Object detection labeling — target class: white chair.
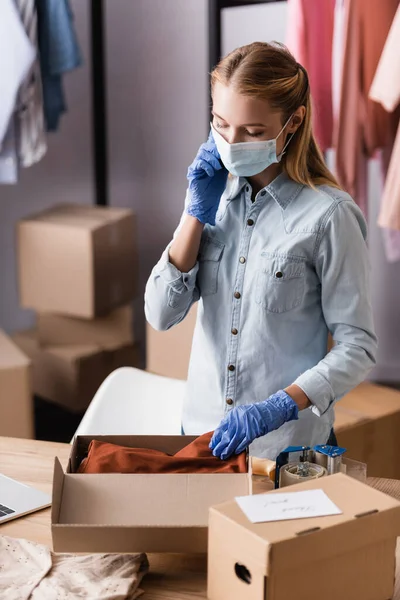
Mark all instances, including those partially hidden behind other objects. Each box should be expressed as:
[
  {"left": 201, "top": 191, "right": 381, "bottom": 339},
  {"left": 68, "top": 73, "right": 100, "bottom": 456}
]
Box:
[{"left": 73, "top": 367, "right": 186, "bottom": 438}]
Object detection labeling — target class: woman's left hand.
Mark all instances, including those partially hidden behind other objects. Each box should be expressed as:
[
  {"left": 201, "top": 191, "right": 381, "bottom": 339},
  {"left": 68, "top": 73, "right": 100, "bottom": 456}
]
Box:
[{"left": 210, "top": 390, "right": 299, "bottom": 460}]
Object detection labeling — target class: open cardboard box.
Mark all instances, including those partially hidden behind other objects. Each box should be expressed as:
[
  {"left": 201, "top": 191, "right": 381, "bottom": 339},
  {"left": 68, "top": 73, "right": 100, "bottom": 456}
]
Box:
[
  {"left": 52, "top": 435, "right": 252, "bottom": 553},
  {"left": 208, "top": 473, "right": 400, "bottom": 600}
]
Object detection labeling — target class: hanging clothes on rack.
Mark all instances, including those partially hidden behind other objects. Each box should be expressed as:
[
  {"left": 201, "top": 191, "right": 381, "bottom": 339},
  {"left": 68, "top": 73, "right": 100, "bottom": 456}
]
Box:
[
  {"left": 370, "top": 5, "right": 400, "bottom": 261},
  {"left": 36, "top": 0, "right": 82, "bottom": 132},
  {"left": 285, "top": 0, "right": 335, "bottom": 152},
  {"left": 0, "top": 119, "right": 19, "bottom": 184},
  {"left": 0, "top": 0, "right": 35, "bottom": 150},
  {"left": 14, "top": 0, "right": 47, "bottom": 168},
  {"left": 333, "top": 0, "right": 400, "bottom": 216},
  {"left": 332, "top": 0, "right": 346, "bottom": 124}
]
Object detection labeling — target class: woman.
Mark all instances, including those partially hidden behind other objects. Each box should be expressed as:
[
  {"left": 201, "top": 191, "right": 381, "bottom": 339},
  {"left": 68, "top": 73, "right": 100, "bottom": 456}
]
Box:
[{"left": 145, "top": 42, "right": 377, "bottom": 460}]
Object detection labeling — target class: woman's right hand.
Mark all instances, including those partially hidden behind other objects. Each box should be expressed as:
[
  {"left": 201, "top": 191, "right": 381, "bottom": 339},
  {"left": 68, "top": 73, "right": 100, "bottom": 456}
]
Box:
[{"left": 186, "top": 131, "right": 228, "bottom": 226}]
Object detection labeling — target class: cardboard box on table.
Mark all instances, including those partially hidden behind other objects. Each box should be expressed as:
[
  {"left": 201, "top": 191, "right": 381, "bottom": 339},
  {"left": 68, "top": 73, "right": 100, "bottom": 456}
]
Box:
[
  {"left": 335, "top": 382, "right": 400, "bottom": 478},
  {"left": 17, "top": 204, "right": 137, "bottom": 319},
  {"left": 12, "top": 329, "right": 140, "bottom": 413},
  {"left": 0, "top": 330, "right": 33, "bottom": 438},
  {"left": 51, "top": 434, "right": 252, "bottom": 553},
  {"left": 208, "top": 473, "right": 400, "bottom": 600},
  {"left": 146, "top": 304, "right": 197, "bottom": 380},
  {"left": 37, "top": 305, "right": 134, "bottom": 347}
]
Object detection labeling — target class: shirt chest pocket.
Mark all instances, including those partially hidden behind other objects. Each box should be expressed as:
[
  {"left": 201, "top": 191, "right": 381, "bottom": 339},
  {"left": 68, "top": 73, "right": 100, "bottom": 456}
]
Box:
[
  {"left": 256, "top": 252, "right": 306, "bottom": 313},
  {"left": 197, "top": 236, "right": 225, "bottom": 297}
]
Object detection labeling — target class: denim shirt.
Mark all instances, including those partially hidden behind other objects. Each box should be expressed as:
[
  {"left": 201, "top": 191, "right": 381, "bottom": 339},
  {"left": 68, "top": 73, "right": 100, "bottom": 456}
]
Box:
[{"left": 145, "top": 173, "right": 377, "bottom": 459}]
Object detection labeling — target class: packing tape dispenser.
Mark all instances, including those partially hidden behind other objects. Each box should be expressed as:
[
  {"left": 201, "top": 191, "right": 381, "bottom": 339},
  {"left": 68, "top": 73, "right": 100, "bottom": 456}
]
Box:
[{"left": 251, "top": 445, "right": 367, "bottom": 489}]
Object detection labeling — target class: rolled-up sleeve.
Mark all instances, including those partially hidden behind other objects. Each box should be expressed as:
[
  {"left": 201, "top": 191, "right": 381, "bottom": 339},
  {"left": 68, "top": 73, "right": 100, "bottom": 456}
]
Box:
[
  {"left": 294, "top": 199, "right": 378, "bottom": 416},
  {"left": 145, "top": 191, "right": 199, "bottom": 331}
]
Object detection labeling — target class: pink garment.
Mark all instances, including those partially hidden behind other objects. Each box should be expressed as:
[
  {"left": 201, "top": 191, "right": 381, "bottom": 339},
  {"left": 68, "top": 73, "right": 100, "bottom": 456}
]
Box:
[
  {"left": 332, "top": 0, "right": 346, "bottom": 122},
  {"left": 370, "top": 6, "right": 400, "bottom": 114},
  {"left": 370, "top": 6, "right": 400, "bottom": 236},
  {"left": 285, "top": 0, "right": 335, "bottom": 152},
  {"left": 334, "top": 0, "right": 399, "bottom": 216}
]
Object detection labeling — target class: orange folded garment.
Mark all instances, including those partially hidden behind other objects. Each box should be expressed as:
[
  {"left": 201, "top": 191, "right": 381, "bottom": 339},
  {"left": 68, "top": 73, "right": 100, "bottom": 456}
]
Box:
[{"left": 78, "top": 432, "right": 247, "bottom": 474}]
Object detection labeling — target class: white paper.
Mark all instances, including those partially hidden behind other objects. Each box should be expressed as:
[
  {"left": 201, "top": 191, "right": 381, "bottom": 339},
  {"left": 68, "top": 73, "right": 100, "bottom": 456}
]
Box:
[{"left": 236, "top": 489, "right": 342, "bottom": 524}]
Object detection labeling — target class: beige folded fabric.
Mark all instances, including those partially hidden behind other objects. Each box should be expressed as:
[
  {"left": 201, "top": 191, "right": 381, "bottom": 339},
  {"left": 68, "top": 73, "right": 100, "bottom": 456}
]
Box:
[
  {"left": 0, "top": 535, "right": 149, "bottom": 600},
  {"left": 0, "top": 535, "right": 52, "bottom": 600}
]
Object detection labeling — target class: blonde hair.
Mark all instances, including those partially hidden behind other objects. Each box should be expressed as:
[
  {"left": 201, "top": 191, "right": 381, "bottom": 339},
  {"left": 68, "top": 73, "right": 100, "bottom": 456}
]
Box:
[{"left": 211, "top": 42, "right": 340, "bottom": 189}]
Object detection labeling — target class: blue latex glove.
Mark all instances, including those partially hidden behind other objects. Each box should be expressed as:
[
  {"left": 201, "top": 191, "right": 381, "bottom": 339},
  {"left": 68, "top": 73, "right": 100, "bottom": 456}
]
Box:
[
  {"left": 186, "top": 131, "right": 228, "bottom": 226},
  {"left": 210, "top": 391, "right": 299, "bottom": 460}
]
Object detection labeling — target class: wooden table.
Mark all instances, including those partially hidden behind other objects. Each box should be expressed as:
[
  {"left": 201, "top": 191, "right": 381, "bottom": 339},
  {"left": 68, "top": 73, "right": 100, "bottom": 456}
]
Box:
[
  {"left": 1, "top": 437, "right": 400, "bottom": 600},
  {"left": 0, "top": 437, "right": 207, "bottom": 600}
]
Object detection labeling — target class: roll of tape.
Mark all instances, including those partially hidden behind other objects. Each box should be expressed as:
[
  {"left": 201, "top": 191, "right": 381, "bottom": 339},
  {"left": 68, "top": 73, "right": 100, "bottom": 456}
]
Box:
[{"left": 279, "top": 462, "right": 327, "bottom": 488}]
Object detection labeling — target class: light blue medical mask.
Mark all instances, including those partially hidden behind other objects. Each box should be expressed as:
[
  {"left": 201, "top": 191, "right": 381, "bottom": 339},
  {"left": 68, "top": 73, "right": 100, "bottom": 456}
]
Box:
[{"left": 211, "top": 115, "right": 294, "bottom": 177}]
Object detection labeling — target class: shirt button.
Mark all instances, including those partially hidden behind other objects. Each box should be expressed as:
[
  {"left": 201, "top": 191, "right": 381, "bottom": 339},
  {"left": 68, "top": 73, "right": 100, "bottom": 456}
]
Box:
[
  {"left": 226, "top": 398, "right": 234, "bottom": 406},
  {"left": 260, "top": 190, "right": 267, "bottom": 196},
  {"left": 247, "top": 219, "right": 254, "bottom": 226},
  {"left": 239, "top": 257, "right": 246, "bottom": 264},
  {"left": 234, "top": 291, "right": 241, "bottom": 299},
  {"left": 231, "top": 328, "right": 238, "bottom": 335},
  {"left": 245, "top": 186, "right": 250, "bottom": 192},
  {"left": 228, "top": 364, "right": 235, "bottom": 372}
]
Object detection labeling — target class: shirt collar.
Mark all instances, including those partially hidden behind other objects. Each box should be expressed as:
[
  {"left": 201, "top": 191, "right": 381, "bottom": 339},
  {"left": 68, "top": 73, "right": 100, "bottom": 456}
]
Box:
[{"left": 226, "top": 172, "right": 304, "bottom": 210}]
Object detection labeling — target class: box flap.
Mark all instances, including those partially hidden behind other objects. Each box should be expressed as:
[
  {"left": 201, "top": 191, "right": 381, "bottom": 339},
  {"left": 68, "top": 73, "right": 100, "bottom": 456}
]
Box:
[
  {"left": 68, "top": 437, "right": 79, "bottom": 473},
  {"left": 51, "top": 457, "right": 65, "bottom": 524},
  {"left": 21, "top": 204, "right": 133, "bottom": 230},
  {"left": 0, "top": 330, "right": 30, "bottom": 369},
  {"left": 58, "top": 472, "right": 249, "bottom": 527},
  {"left": 212, "top": 474, "right": 400, "bottom": 573}
]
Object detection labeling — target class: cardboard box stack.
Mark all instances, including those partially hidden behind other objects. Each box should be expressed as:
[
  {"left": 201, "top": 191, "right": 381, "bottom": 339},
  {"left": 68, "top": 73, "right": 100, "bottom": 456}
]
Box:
[{"left": 13, "top": 204, "right": 140, "bottom": 413}]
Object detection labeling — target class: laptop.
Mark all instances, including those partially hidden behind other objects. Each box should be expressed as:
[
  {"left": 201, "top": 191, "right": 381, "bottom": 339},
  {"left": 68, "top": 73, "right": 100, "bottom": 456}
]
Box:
[{"left": 0, "top": 473, "right": 51, "bottom": 524}]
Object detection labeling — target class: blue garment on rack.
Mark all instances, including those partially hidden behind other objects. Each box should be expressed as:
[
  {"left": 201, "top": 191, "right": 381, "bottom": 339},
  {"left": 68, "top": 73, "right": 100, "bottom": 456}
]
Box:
[{"left": 36, "top": 0, "right": 82, "bottom": 131}]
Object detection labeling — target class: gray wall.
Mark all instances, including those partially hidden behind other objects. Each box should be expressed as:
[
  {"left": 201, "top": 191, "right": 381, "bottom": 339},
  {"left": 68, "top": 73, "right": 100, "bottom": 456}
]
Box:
[
  {"left": 0, "top": 0, "right": 93, "bottom": 333},
  {"left": 105, "top": 0, "right": 208, "bottom": 344},
  {"left": 222, "top": 1, "right": 287, "bottom": 48}
]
